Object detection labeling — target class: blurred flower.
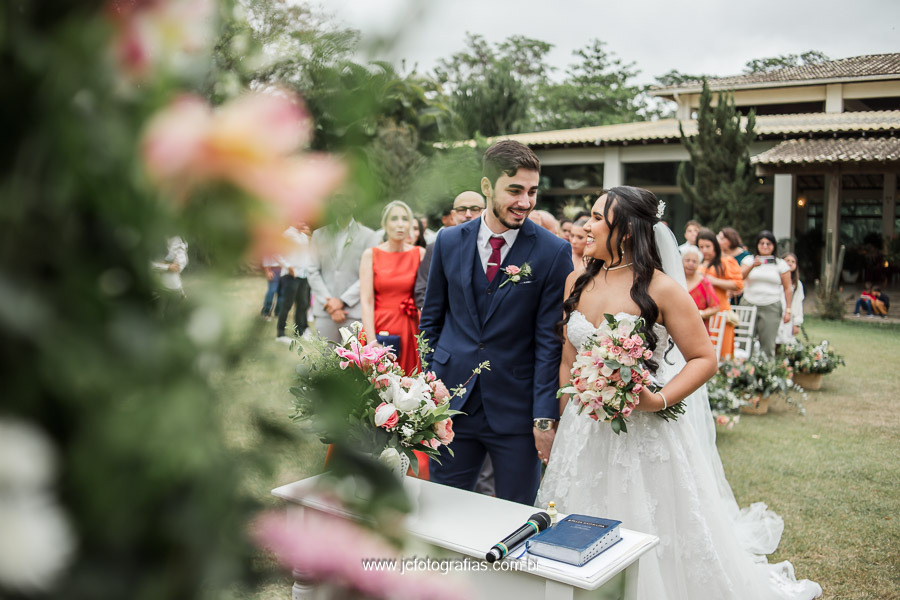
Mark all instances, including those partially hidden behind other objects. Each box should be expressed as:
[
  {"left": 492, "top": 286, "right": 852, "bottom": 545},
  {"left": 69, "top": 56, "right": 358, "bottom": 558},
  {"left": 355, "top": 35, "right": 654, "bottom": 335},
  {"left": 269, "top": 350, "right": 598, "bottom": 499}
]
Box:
[
  {"left": 0, "top": 419, "right": 75, "bottom": 592},
  {"left": 251, "top": 512, "right": 468, "bottom": 600},
  {"left": 109, "top": 0, "right": 216, "bottom": 78},
  {"left": 142, "top": 90, "right": 345, "bottom": 257}
]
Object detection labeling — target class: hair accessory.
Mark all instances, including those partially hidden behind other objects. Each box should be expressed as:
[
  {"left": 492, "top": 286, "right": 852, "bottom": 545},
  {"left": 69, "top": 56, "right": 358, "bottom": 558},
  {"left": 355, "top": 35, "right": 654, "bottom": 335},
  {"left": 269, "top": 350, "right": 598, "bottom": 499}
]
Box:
[{"left": 656, "top": 200, "right": 666, "bottom": 219}]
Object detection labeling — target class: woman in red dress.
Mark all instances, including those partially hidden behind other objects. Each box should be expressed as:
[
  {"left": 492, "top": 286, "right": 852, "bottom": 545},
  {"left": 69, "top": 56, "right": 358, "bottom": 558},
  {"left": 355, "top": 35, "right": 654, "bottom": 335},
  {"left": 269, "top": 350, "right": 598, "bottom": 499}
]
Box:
[
  {"left": 683, "top": 245, "right": 721, "bottom": 332},
  {"left": 359, "top": 200, "right": 428, "bottom": 477}
]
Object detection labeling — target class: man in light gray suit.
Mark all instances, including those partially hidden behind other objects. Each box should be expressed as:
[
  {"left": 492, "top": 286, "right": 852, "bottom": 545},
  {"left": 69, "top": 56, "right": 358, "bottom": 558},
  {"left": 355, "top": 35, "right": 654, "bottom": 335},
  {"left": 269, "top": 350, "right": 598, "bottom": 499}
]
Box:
[{"left": 307, "top": 214, "right": 379, "bottom": 343}]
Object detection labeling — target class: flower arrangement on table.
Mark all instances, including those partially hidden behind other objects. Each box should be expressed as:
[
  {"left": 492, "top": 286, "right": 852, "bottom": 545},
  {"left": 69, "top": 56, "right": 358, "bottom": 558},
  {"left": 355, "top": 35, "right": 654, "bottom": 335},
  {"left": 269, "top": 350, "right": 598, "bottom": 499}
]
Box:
[
  {"left": 558, "top": 313, "right": 684, "bottom": 434},
  {"left": 290, "top": 322, "right": 487, "bottom": 475},
  {"left": 781, "top": 338, "right": 845, "bottom": 375}
]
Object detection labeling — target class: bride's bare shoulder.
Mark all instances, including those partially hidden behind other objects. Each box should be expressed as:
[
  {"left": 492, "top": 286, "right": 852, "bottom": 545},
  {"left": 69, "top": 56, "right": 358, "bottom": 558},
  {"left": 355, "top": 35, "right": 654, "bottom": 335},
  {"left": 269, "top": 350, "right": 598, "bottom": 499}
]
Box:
[{"left": 648, "top": 269, "right": 687, "bottom": 300}]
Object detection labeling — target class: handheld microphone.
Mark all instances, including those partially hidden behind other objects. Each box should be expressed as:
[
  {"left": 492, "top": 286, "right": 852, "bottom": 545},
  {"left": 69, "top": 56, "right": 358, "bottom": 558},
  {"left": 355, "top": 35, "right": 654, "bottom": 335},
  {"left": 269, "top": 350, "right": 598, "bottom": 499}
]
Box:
[{"left": 485, "top": 512, "right": 551, "bottom": 562}]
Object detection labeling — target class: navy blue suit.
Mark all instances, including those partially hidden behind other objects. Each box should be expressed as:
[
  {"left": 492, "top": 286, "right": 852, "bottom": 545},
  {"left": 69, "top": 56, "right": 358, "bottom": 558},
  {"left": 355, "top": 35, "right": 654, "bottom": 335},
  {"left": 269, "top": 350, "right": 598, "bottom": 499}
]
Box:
[{"left": 419, "top": 218, "right": 573, "bottom": 504}]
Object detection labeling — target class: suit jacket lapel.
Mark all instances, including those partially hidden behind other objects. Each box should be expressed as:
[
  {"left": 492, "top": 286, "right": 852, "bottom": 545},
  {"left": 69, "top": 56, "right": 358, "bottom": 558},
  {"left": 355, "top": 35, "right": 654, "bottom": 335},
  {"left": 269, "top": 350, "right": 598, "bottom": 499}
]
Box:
[
  {"left": 458, "top": 223, "right": 482, "bottom": 332},
  {"left": 483, "top": 222, "right": 537, "bottom": 325}
]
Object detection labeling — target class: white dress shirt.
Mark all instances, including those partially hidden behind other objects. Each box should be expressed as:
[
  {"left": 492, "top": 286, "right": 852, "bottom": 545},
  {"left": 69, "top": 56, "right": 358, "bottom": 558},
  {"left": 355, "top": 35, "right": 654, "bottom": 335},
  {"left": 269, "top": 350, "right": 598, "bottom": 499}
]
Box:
[
  {"left": 476, "top": 215, "right": 520, "bottom": 273},
  {"left": 280, "top": 227, "right": 310, "bottom": 278}
]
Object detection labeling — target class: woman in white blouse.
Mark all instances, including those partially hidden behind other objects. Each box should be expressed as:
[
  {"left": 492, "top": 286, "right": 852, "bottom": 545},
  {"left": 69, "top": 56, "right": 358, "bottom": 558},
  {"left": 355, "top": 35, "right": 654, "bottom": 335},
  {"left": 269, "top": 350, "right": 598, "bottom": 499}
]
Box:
[
  {"left": 740, "top": 231, "right": 793, "bottom": 359},
  {"left": 776, "top": 253, "right": 804, "bottom": 347}
]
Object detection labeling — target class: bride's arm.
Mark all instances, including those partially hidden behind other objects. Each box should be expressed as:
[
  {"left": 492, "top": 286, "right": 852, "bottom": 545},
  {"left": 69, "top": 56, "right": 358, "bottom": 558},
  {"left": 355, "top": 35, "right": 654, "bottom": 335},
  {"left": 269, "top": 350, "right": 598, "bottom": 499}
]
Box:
[
  {"left": 558, "top": 332, "right": 577, "bottom": 416},
  {"left": 636, "top": 274, "right": 718, "bottom": 412}
]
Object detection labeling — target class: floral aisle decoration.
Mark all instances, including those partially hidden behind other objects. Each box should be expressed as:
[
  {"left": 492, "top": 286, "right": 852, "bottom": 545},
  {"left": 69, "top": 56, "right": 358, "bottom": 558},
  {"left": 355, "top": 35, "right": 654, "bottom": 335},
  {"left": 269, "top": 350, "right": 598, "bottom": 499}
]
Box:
[
  {"left": 558, "top": 314, "right": 684, "bottom": 434},
  {"left": 705, "top": 372, "right": 746, "bottom": 429},
  {"left": 780, "top": 337, "right": 844, "bottom": 390},
  {"left": 716, "top": 356, "right": 808, "bottom": 416},
  {"left": 290, "top": 323, "right": 488, "bottom": 475}
]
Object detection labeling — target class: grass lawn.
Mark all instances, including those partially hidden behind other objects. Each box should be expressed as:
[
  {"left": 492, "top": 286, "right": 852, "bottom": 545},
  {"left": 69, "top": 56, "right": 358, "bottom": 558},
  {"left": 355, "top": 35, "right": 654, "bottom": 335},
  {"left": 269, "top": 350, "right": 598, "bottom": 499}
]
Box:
[{"left": 209, "top": 276, "right": 900, "bottom": 599}]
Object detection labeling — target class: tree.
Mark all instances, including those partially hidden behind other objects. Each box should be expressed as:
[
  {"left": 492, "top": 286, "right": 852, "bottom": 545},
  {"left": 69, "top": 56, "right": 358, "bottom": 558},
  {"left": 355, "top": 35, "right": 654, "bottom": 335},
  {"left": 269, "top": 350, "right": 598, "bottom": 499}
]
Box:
[
  {"left": 534, "top": 39, "right": 647, "bottom": 130},
  {"left": 677, "top": 81, "right": 764, "bottom": 239},
  {"left": 744, "top": 50, "right": 829, "bottom": 74},
  {"left": 654, "top": 69, "right": 712, "bottom": 87},
  {"left": 434, "top": 33, "right": 553, "bottom": 137}
]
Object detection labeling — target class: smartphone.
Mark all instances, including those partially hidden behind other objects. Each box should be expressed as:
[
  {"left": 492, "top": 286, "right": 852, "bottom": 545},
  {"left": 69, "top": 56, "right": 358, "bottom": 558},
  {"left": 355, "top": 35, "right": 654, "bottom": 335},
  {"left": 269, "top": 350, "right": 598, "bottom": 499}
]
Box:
[{"left": 757, "top": 255, "right": 776, "bottom": 265}]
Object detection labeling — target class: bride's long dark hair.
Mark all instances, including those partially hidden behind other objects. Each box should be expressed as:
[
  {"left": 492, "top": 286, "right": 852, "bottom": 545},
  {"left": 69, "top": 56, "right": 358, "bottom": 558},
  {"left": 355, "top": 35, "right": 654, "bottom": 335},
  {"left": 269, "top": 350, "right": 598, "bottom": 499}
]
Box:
[{"left": 557, "top": 186, "right": 665, "bottom": 370}]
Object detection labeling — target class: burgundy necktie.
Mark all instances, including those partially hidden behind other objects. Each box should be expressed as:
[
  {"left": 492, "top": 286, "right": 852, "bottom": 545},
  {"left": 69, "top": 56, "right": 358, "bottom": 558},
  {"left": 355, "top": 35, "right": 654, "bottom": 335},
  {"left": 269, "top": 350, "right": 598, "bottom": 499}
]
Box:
[{"left": 486, "top": 236, "right": 506, "bottom": 282}]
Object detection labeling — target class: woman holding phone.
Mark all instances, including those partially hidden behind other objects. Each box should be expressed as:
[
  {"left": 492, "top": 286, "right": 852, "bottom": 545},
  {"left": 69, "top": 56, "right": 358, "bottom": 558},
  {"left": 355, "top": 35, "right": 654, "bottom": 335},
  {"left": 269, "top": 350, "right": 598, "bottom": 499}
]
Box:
[{"left": 740, "top": 231, "right": 793, "bottom": 359}]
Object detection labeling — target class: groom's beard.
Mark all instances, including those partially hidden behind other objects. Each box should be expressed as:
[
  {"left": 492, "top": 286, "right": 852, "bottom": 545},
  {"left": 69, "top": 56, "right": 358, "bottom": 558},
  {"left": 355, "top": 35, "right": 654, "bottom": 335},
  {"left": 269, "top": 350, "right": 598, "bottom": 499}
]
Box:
[{"left": 492, "top": 204, "right": 530, "bottom": 230}]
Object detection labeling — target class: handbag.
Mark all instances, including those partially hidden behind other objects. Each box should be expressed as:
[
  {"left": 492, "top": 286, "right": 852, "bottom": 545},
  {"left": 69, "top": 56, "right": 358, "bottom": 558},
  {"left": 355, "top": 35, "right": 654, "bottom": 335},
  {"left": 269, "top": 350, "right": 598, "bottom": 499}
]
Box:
[{"left": 376, "top": 332, "right": 402, "bottom": 355}]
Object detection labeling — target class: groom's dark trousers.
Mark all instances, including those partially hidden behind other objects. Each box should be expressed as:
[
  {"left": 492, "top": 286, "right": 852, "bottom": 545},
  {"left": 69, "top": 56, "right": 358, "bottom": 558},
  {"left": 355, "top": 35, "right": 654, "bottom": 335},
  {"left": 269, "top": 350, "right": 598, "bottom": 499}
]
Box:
[{"left": 420, "top": 218, "right": 572, "bottom": 505}]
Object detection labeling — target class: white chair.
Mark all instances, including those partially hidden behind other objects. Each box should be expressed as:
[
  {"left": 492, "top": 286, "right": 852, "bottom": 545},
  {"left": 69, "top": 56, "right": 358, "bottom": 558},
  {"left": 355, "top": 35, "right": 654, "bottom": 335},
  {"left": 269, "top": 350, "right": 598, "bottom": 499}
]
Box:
[
  {"left": 708, "top": 312, "right": 726, "bottom": 361},
  {"left": 732, "top": 305, "right": 758, "bottom": 359}
]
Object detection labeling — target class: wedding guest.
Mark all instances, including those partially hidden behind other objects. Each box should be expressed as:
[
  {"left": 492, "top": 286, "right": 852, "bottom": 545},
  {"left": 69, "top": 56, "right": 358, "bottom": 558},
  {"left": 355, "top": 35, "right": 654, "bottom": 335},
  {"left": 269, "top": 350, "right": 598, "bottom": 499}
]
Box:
[
  {"left": 776, "top": 252, "right": 804, "bottom": 347},
  {"left": 409, "top": 216, "right": 427, "bottom": 248},
  {"left": 697, "top": 229, "right": 743, "bottom": 357},
  {"left": 439, "top": 206, "right": 456, "bottom": 230},
  {"left": 360, "top": 200, "right": 428, "bottom": 478},
  {"left": 854, "top": 282, "right": 876, "bottom": 317},
  {"left": 740, "top": 231, "right": 793, "bottom": 358},
  {"left": 570, "top": 216, "right": 589, "bottom": 277},
  {"left": 452, "top": 190, "right": 485, "bottom": 225},
  {"left": 559, "top": 218, "right": 573, "bottom": 242},
  {"left": 421, "top": 215, "right": 437, "bottom": 244},
  {"left": 260, "top": 255, "right": 282, "bottom": 321},
  {"left": 717, "top": 227, "right": 751, "bottom": 305},
  {"left": 528, "top": 210, "right": 560, "bottom": 236},
  {"left": 360, "top": 200, "right": 426, "bottom": 376},
  {"left": 276, "top": 223, "right": 311, "bottom": 343},
  {"left": 678, "top": 219, "right": 701, "bottom": 254},
  {"left": 307, "top": 209, "right": 379, "bottom": 343},
  {"left": 683, "top": 245, "right": 720, "bottom": 332},
  {"left": 872, "top": 286, "right": 890, "bottom": 317}
]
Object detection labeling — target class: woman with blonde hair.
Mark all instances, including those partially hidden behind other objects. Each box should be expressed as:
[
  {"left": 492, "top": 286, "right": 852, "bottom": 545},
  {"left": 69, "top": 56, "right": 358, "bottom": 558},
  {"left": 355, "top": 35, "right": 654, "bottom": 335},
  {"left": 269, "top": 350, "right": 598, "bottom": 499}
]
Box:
[{"left": 359, "top": 200, "right": 429, "bottom": 478}]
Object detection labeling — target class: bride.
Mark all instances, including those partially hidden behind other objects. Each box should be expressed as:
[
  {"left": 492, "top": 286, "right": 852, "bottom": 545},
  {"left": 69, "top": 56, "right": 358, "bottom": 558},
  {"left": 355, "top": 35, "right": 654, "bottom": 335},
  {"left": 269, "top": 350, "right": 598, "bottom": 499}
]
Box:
[{"left": 536, "top": 187, "right": 821, "bottom": 600}]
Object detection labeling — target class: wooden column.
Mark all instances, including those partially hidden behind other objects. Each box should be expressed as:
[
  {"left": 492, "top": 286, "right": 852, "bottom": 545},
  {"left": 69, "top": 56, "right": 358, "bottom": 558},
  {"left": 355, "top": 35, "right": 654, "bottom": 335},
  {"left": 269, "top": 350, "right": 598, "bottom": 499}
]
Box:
[
  {"left": 883, "top": 172, "right": 897, "bottom": 246},
  {"left": 823, "top": 169, "right": 842, "bottom": 286}
]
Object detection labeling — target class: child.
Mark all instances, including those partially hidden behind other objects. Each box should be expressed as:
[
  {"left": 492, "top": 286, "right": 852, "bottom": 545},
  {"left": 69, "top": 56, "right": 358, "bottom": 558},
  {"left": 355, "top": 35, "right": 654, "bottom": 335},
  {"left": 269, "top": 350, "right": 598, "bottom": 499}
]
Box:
[{"left": 854, "top": 282, "right": 875, "bottom": 317}]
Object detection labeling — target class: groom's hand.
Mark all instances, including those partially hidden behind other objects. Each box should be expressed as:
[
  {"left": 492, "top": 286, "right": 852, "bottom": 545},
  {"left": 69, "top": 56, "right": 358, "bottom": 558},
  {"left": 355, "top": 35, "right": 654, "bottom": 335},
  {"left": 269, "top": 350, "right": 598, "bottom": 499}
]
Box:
[{"left": 534, "top": 425, "right": 557, "bottom": 465}]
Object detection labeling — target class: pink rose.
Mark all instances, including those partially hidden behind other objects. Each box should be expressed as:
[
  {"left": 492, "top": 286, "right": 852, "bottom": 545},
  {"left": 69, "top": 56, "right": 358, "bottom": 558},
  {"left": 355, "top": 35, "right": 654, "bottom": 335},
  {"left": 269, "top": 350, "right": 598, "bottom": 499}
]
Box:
[
  {"left": 505, "top": 265, "right": 521, "bottom": 275},
  {"left": 425, "top": 371, "right": 436, "bottom": 383},
  {"left": 432, "top": 380, "right": 450, "bottom": 403},
  {"left": 401, "top": 377, "right": 414, "bottom": 388},
  {"left": 715, "top": 415, "right": 729, "bottom": 426},
  {"left": 609, "top": 371, "right": 621, "bottom": 382},
  {"left": 629, "top": 346, "right": 643, "bottom": 359},
  {"left": 633, "top": 384, "right": 643, "bottom": 394},
  {"left": 374, "top": 402, "right": 399, "bottom": 428},
  {"left": 616, "top": 380, "right": 626, "bottom": 389},
  {"left": 433, "top": 418, "right": 455, "bottom": 444},
  {"left": 643, "top": 349, "right": 653, "bottom": 360},
  {"left": 622, "top": 403, "right": 634, "bottom": 418}
]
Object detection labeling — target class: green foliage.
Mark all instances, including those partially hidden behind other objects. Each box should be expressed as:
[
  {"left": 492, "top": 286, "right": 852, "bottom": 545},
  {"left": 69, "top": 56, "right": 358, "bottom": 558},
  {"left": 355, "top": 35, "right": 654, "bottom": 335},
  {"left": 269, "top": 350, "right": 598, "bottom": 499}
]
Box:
[
  {"left": 744, "top": 50, "right": 829, "bottom": 74},
  {"left": 677, "top": 81, "right": 764, "bottom": 239},
  {"left": 654, "top": 69, "right": 712, "bottom": 87},
  {"left": 815, "top": 282, "right": 846, "bottom": 320},
  {"left": 534, "top": 40, "right": 647, "bottom": 130}
]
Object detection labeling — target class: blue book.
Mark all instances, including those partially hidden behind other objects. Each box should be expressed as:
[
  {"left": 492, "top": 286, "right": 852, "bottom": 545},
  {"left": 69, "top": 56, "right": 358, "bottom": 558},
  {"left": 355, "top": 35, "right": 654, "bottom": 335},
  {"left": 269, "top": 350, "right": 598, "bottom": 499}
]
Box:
[{"left": 526, "top": 514, "right": 622, "bottom": 566}]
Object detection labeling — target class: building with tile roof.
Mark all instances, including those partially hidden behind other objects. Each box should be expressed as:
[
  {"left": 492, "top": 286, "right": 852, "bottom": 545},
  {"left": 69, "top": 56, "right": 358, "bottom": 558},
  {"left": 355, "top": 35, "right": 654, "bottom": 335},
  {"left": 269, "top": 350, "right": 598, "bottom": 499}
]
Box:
[{"left": 476, "top": 53, "right": 900, "bottom": 282}]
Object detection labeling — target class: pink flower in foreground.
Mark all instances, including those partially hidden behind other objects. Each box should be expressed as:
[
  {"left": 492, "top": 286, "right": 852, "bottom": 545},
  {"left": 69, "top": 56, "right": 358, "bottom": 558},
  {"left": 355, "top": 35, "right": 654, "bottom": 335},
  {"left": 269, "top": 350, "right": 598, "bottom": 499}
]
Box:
[
  {"left": 715, "top": 415, "right": 730, "bottom": 426},
  {"left": 505, "top": 265, "right": 521, "bottom": 275},
  {"left": 432, "top": 380, "right": 450, "bottom": 403},
  {"left": 621, "top": 403, "right": 635, "bottom": 418},
  {"left": 109, "top": 0, "right": 215, "bottom": 78},
  {"left": 142, "top": 91, "right": 345, "bottom": 257},
  {"left": 252, "top": 512, "right": 469, "bottom": 600}
]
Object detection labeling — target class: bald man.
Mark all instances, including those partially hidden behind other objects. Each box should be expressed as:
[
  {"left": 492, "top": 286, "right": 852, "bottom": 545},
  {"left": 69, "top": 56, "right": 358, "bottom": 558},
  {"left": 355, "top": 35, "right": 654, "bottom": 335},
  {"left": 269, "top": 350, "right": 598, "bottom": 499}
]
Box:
[{"left": 452, "top": 191, "right": 486, "bottom": 225}]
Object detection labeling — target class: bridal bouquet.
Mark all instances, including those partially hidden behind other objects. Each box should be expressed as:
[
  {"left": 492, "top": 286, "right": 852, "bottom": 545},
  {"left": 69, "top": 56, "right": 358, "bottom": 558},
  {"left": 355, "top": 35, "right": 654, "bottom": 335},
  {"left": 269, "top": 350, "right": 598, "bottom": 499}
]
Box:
[
  {"left": 558, "top": 313, "right": 684, "bottom": 434},
  {"left": 290, "top": 323, "right": 486, "bottom": 474}
]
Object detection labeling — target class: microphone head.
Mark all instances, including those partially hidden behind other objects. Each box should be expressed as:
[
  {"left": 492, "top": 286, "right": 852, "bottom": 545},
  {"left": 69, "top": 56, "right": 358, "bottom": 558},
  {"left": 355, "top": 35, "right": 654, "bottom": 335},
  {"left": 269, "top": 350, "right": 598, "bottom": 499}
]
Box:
[{"left": 530, "top": 512, "right": 552, "bottom": 531}]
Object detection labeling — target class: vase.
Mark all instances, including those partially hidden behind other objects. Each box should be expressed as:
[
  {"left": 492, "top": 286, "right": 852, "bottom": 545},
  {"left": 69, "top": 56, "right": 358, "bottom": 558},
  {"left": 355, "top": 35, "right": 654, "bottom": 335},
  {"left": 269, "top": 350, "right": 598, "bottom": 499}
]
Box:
[
  {"left": 740, "top": 395, "right": 769, "bottom": 415},
  {"left": 793, "top": 372, "right": 823, "bottom": 391}
]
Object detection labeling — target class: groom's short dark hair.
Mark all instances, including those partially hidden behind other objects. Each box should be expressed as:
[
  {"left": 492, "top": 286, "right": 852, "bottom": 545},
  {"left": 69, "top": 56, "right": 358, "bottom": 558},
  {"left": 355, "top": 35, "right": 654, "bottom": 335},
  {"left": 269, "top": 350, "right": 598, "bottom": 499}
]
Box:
[{"left": 482, "top": 140, "right": 540, "bottom": 188}]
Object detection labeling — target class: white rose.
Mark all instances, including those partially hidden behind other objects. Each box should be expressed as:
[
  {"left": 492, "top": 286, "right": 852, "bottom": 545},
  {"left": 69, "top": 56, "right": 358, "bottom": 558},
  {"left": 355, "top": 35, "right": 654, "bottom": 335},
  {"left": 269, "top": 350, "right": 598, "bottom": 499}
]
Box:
[{"left": 378, "top": 447, "right": 402, "bottom": 471}]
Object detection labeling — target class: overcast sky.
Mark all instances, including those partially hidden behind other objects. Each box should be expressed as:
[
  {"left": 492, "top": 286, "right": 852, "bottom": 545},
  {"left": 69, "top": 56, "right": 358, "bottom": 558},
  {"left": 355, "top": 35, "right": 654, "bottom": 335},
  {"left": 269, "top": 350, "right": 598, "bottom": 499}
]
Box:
[{"left": 317, "top": 0, "right": 899, "bottom": 85}]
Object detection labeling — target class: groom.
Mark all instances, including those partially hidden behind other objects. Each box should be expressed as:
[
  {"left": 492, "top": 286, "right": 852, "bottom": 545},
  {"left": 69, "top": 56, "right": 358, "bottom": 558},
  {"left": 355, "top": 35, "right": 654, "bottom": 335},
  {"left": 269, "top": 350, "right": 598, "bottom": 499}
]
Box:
[{"left": 419, "top": 140, "right": 573, "bottom": 505}]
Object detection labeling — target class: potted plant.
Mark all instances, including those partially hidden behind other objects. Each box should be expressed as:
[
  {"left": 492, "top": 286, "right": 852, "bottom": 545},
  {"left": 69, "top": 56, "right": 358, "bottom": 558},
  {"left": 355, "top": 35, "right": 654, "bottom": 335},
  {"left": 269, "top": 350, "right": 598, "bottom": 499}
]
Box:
[
  {"left": 718, "top": 356, "right": 803, "bottom": 415},
  {"left": 780, "top": 337, "right": 845, "bottom": 390}
]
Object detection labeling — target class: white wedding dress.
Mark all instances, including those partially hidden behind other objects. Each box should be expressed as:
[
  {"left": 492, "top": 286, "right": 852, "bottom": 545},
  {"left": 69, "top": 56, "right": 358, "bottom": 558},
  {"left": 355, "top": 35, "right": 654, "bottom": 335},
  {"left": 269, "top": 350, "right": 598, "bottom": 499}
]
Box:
[{"left": 536, "top": 311, "right": 821, "bottom": 600}]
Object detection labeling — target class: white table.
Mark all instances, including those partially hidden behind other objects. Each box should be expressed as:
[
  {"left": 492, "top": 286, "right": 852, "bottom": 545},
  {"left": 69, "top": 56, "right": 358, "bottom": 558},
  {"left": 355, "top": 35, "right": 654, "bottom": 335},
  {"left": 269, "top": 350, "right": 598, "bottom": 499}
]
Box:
[{"left": 273, "top": 475, "right": 658, "bottom": 600}]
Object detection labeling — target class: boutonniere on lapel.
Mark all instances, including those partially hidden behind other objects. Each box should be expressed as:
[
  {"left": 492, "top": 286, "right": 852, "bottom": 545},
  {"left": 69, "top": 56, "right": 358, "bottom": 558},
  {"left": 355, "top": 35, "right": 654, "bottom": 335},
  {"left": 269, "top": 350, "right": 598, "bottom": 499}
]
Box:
[{"left": 498, "top": 262, "right": 533, "bottom": 288}]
